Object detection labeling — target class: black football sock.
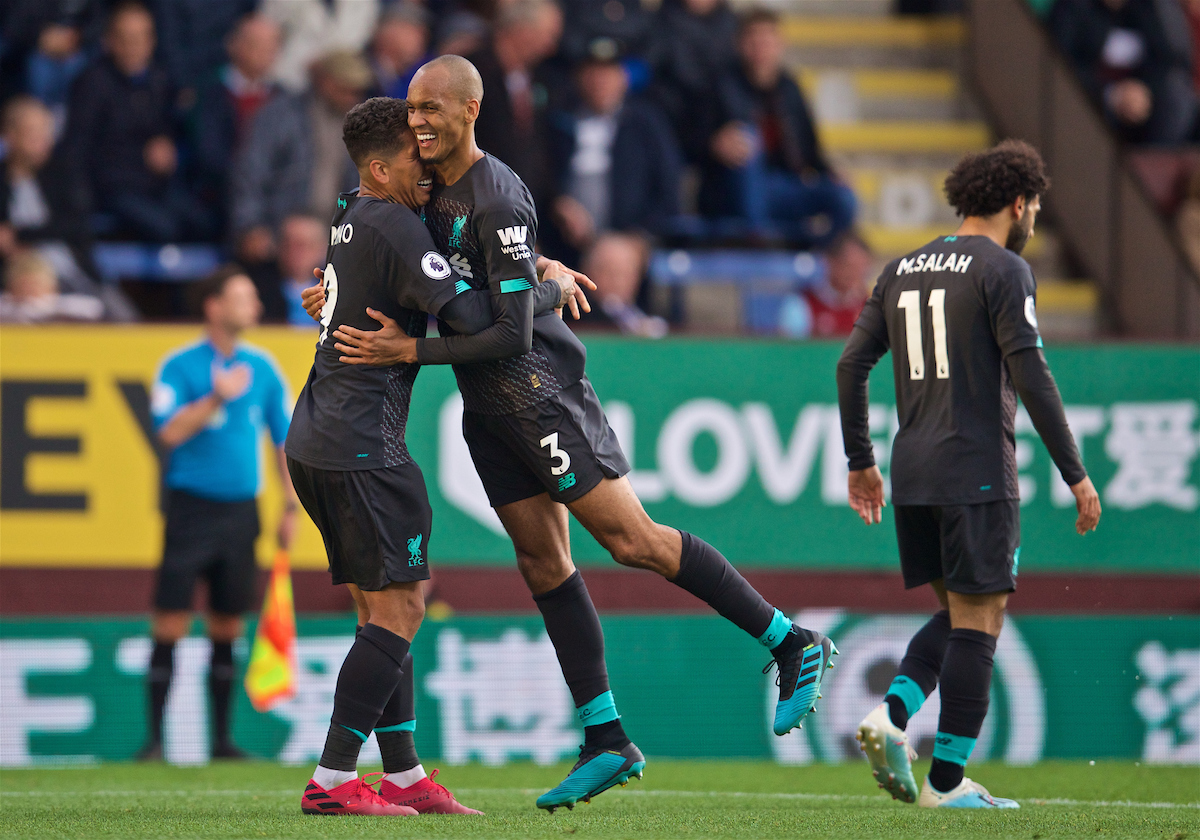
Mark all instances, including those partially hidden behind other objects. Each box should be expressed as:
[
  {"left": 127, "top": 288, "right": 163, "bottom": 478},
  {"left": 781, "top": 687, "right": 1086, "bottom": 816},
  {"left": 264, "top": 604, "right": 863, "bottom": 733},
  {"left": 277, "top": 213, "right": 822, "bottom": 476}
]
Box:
[
  {"left": 929, "top": 627, "right": 997, "bottom": 793},
  {"left": 147, "top": 640, "right": 175, "bottom": 744},
  {"left": 208, "top": 641, "right": 235, "bottom": 746},
  {"left": 672, "top": 531, "right": 807, "bottom": 653},
  {"left": 376, "top": 652, "right": 420, "bottom": 774},
  {"left": 884, "top": 610, "right": 951, "bottom": 730},
  {"left": 533, "top": 571, "right": 629, "bottom": 750},
  {"left": 319, "top": 623, "right": 410, "bottom": 771}
]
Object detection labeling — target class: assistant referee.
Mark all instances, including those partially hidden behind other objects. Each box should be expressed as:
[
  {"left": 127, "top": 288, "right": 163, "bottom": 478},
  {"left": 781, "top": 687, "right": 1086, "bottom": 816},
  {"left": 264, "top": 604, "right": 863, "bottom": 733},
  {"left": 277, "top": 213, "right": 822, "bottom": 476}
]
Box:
[{"left": 137, "top": 264, "right": 297, "bottom": 761}]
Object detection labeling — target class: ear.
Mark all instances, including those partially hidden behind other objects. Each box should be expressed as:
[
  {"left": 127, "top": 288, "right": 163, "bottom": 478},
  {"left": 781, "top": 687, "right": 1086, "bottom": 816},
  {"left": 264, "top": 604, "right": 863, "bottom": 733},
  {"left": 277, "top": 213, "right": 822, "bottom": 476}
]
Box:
[
  {"left": 464, "top": 98, "right": 480, "bottom": 124},
  {"left": 369, "top": 158, "right": 390, "bottom": 184},
  {"left": 1012, "top": 194, "right": 1026, "bottom": 218}
]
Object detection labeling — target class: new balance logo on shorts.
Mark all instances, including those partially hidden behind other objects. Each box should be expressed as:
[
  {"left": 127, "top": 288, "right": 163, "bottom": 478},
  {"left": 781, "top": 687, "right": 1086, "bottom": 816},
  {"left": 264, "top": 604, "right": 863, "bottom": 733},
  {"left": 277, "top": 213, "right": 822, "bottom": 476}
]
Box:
[{"left": 558, "top": 473, "right": 577, "bottom": 492}]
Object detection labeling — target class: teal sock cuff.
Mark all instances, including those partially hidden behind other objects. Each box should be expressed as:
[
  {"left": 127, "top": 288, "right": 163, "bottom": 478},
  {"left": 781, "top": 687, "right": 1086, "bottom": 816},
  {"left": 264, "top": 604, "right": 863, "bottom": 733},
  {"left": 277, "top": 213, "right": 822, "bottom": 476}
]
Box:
[
  {"left": 577, "top": 691, "right": 619, "bottom": 726},
  {"left": 757, "top": 609, "right": 793, "bottom": 649},
  {"left": 340, "top": 725, "right": 369, "bottom": 743},
  {"left": 375, "top": 720, "right": 416, "bottom": 734},
  {"left": 886, "top": 676, "right": 928, "bottom": 719},
  {"left": 932, "top": 732, "right": 977, "bottom": 766}
]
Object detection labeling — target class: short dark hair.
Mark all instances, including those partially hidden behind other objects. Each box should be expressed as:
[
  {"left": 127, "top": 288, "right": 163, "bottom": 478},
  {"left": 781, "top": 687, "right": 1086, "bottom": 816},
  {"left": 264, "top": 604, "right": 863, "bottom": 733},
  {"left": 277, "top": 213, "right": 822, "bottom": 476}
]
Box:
[
  {"left": 191, "top": 263, "right": 247, "bottom": 314},
  {"left": 343, "top": 97, "right": 413, "bottom": 168},
  {"left": 943, "top": 139, "right": 1050, "bottom": 218},
  {"left": 738, "top": 7, "right": 780, "bottom": 36}
]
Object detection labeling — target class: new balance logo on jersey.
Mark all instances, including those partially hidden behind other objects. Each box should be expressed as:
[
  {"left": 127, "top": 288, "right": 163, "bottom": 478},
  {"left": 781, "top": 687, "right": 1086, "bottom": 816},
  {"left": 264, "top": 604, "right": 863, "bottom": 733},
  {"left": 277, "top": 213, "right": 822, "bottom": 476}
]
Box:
[
  {"left": 449, "top": 253, "right": 473, "bottom": 278},
  {"left": 897, "top": 252, "right": 972, "bottom": 275},
  {"left": 497, "top": 226, "right": 527, "bottom": 246},
  {"left": 497, "top": 226, "right": 532, "bottom": 260}
]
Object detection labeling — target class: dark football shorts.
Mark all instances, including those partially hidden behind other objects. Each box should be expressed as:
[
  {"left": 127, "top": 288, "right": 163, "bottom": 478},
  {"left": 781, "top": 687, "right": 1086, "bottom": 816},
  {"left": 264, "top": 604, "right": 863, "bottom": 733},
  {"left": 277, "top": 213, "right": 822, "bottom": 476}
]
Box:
[
  {"left": 287, "top": 458, "right": 432, "bottom": 590},
  {"left": 894, "top": 500, "right": 1021, "bottom": 594},
  {"left": 463, "top": 377, "right": 631, "bottom": 508},
  {"left": 154, "top": 490, "right": 260, "bottom": 615}
]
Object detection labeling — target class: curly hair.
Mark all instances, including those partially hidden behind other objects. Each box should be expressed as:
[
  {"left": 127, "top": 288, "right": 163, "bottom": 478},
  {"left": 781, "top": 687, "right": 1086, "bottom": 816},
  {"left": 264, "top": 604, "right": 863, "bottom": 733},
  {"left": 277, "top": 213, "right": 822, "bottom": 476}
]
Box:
[
  {"left": 342, "top": 97, "right": 413, "bottom": 168},
  {"left": 943, "top": 139, "right": 1050, "bottom": 218}
]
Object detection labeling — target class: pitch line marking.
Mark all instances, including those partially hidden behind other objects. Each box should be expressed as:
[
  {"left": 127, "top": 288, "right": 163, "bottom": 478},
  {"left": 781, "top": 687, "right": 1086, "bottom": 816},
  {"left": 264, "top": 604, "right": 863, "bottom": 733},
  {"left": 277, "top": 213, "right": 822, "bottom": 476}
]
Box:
[{"left": 1, "top": 788, "right": 1197, "bottom": 810}]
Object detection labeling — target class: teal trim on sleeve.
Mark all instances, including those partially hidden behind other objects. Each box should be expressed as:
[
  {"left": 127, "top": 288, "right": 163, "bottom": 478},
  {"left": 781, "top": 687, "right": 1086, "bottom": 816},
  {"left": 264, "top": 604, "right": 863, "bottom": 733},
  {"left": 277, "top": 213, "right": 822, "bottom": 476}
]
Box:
[
  {"left": 932, "top": 732, "right": 977, "bottom": 766},
  {"left": 577, "top": 690, "right": 619, "bottom": 726},
  {"left": 375, "top": 720, "right": 416, "bottom": 734},
  {"left": 885, "top": 675, "right": 928, "bottom": 719},
  {"left": 500, "top": 278, "right": 533, "bottom": 294},
  {"left": 455, "top": 279, "right": 471, "bottom": 295},
  {"left": 340, "top": 725, "right": 369, "bottom": 743},
  {"left": 757, "top": 609, "right": 793, "bottom": 649}
]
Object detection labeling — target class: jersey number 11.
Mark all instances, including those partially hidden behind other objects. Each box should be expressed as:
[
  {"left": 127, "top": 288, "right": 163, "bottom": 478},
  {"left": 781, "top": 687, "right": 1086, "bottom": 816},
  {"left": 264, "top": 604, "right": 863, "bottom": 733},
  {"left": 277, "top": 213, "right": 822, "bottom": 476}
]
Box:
[{"left": 897, "top": 288, "right": 949, "bottom": 380}]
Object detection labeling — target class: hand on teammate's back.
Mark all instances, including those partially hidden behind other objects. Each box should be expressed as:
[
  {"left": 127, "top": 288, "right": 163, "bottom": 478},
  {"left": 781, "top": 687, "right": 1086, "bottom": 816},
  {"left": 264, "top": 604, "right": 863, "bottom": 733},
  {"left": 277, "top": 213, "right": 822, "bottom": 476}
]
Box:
[
  {"left": 333, "top": 309, "right": 417, "bottom": 365},
  {"left": 847, "top": 466, "right": 886, "bottom": 526},
  {"left": 211, "top": 361, "right": 253, "bottom": 403},
  {"left": 303, "top": 268, "right": 326, "bottom": 320},
  {"left": 1069, "top": 476, "right": 1101, "bottom": 535}
]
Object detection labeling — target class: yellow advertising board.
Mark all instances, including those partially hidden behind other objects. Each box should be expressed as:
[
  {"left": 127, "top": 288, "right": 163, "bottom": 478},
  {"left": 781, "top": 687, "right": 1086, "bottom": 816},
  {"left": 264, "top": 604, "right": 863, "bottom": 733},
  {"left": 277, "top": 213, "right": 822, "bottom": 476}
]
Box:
[{"left": 0, "top": 326, "right": 329, "bottom": 569}]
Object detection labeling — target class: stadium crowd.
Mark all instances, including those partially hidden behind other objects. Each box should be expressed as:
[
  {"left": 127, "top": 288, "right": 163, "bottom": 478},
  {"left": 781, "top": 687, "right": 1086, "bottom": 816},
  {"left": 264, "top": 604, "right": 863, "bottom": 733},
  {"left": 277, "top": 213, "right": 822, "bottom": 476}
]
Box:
[{"left": 0, "top": 0, "right": 1197, "bottom": 328}]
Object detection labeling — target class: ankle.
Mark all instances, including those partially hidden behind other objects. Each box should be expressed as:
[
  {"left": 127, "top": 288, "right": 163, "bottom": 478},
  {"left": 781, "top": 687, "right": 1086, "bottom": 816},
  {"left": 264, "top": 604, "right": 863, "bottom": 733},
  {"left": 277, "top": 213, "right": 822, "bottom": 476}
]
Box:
[
  {"left": 312, "top": 766, "right": 357, "bottom": 790},
  {"left": 584, "top": 719, "right": 630, "bottom": 751},
  {"left": 384, "top": 764, "right": 427, "bottom": 788},
  {"left": 928, "top": 758, "right": 964, "bottom": 793}
]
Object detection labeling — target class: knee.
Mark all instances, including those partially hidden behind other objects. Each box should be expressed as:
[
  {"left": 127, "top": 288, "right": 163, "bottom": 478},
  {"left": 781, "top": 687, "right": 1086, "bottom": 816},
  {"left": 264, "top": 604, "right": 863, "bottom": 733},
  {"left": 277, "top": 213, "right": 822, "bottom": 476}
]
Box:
[
  {"left": 607, "top": 536, "right": 649, "bottom": 570},
  {"left": 207, "top": 614, "right": 243, "bottom": 643},
  {"left": 516, "top": 550, "right": 572, "bottom": 593}
]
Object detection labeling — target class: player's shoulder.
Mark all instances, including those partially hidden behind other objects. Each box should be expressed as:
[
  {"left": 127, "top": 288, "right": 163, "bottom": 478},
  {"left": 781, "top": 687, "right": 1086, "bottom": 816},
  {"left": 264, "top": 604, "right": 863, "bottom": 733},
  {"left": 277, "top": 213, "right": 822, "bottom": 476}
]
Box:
[
  {"left": 160, "top": 339, "right": 210, "bottom": 373},
  {"left": 471, "top": 154, "right": 535, "bottom": 215},
  {"left": 970, "top": 236, "right": 1031, "bottom": 276},
  {"left": 352, "top": 195, "right": 426, "bottom": 239}
]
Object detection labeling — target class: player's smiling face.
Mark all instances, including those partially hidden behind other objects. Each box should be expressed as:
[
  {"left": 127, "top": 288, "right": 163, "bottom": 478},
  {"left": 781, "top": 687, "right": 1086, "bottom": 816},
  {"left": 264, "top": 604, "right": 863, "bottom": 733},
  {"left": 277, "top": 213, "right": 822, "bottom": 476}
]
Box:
[
  {"left": 406, "top": 68, "right": 472, "bottom": 166},
  {"left": 392, "top": 132, "right": 435, "bottom": 209}
]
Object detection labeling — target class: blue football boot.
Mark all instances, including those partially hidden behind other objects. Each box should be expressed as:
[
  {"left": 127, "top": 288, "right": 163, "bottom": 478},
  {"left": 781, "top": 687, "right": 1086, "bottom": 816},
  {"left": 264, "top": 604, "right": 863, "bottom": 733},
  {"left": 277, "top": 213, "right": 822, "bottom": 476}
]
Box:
[
  {"left": 765, "top": 632, "right": 838, "bottom": 736},
  {"left": 536, "top": 742, "right": 645, "bottom": 813}
]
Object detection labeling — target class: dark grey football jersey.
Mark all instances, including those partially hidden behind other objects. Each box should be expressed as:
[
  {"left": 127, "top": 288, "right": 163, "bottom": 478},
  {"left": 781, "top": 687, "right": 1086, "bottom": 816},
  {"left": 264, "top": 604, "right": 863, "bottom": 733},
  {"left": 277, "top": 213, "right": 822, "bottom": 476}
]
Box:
[
  {"left": 423, "top": 154, "right": 587, "bottom": 415},
  {"left": 286, "top": 192, "right": 461, "bottom": 470},
  {"left": 853, "top": 234, "right": 1043, "bottom": 505}
]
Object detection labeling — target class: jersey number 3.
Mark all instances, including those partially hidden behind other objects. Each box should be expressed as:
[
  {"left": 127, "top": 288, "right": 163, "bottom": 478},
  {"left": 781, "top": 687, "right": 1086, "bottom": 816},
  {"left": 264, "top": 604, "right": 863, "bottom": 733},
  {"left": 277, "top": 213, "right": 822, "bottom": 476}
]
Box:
[{"left": 897, "top": 288, "right": 949, "bottom": 380}]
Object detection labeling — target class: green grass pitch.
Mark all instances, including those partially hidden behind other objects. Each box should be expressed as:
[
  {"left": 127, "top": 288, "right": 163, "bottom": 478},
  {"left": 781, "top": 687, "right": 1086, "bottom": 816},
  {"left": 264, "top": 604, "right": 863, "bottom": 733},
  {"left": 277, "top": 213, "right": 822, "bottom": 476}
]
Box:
[{"left": 1, "top": 760, "right": 1196, "bottom": 840}]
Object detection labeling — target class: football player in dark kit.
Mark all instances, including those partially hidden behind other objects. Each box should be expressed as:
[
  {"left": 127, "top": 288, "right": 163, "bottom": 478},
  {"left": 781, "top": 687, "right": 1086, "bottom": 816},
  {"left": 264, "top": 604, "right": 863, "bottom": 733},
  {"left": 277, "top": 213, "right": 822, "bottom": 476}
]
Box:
[
  {"left": 286, "top": 97, "right": 580, "bottom": 816},
  {"left": 837, "top": 140, "right": 1102, "bottom": 809},
  {"left": 320, "top": 55, "right": 838, "bottom": 812}
]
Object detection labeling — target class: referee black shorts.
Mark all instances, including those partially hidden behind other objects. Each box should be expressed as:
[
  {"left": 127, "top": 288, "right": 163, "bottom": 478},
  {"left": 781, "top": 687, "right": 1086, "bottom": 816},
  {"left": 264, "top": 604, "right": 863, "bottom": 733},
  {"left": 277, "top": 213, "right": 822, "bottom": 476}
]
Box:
[
  {"left": 154, "top": 490, "right": 260, "bottom": 615},
  {"left": 463, "top": 378, "right": 631, "bottom": 509},
  {"left": 287, "top": 458, "right": 433, "bottom": 591},
  {"left": 894, "top": 500, "right": 1020, "bottom": 595}
]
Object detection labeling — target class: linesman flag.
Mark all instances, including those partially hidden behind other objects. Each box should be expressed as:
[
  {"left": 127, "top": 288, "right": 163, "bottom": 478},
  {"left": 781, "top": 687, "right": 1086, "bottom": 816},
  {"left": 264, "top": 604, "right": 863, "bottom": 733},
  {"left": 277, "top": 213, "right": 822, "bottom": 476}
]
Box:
[{"left": 244, "top": 549, "right": 297, "bottom": 712}]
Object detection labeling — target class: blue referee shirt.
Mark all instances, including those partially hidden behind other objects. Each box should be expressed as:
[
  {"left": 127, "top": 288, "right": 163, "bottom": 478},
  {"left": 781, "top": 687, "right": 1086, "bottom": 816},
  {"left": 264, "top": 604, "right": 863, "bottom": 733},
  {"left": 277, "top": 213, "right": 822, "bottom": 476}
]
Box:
[{"left": 151, "top": 339, "right": 292, "bottom": 502}]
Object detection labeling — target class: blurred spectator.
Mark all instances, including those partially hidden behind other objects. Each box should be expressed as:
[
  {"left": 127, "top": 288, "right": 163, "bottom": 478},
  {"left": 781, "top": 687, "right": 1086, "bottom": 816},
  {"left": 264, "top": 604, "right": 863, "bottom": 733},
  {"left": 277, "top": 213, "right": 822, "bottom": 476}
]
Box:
[
  {"left": 1048, "top": 0, "right": 1198, "bottom": 144},
  {"left": 798, "top": 234, "right": 871, "bottom": 338},
  {"left": 559, "top": 0, "right": 655, "bottom": 66},
  {"left": 150, "top": 0, "right": 257, "bottom": 95},
  {"left": 0, "top": 250, "right": 103, "bottom": 323},
  {"left": 548, "top": 40, "right": 681, "bottom": 336},
  {"left": 370, "top": 3, "right": 433, "bottom": 99},
  {"left": 248, "top": 214, "right": 329, "bottom": 324},
  {"left": 24, "top": 21, "right": 90, "bottom": 137},
  {"left": 0, "top": 0, "right": 105, "bottom": 105},
  {"left": 262, "top": 0, "right": 381, "bottom": 93},
  {"left": 191, "top": 14, "right": 284, "bottom": 224},
  {"left": 469, "top": 0, "right": 564, "bottom": 209},
  {"left": 231, "top": 51, "right": 369, "bottom": 264},
  {"left": 1180, "top": 165, "right": 1200, "bottom": 275},
  {"left": 62, "top": 1, "right": 214, "bottom": 243},
  {"left": 1, "top": 97, "right": 138, "bottom": 321},
  {"left": 700, "top": 8, "right": 856, "bottom": 248},
  {"left": 647, "top": 0, "right": 739, "bottom": 164}
]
